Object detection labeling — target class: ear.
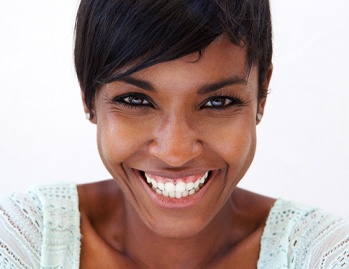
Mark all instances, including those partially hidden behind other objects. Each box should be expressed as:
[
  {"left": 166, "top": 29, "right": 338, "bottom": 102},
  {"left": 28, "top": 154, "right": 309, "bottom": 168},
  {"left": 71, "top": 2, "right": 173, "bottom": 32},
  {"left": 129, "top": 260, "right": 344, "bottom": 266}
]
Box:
[
  {"left": 257, "top": 64, "right": 273, "bottom": 123},
  {"left": 81, "top": 90, "right": 97, "bottom": 124}
]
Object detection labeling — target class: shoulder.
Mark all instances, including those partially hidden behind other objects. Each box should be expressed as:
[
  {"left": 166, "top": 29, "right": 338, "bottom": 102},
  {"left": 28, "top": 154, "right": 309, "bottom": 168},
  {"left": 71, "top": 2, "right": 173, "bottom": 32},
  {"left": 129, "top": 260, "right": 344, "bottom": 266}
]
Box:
[
  {"left": 34, "top": 183, "right": 81, "bottom": 268},
  {"left": 0, "top": 183, "right": 81, "bottom": 268},
  {"left": 0, "top": 188, "right": 43, "bottom": 268},
  {"left": 289, "top": 206, "right": 349, "bottom": 268},
  {"left": 78, "top": 179, "right": 123, "bottom": 220},
  {"left": 258, "top": 199, "right": 349, "bottom": 269}
]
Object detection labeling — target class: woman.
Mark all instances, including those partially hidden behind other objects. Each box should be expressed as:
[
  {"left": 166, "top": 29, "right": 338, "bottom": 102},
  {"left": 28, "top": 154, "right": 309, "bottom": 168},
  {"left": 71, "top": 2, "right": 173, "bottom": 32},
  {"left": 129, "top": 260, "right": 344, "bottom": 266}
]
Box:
[{"left": 1, "top": 0, "right": 348, "bottom": 268}]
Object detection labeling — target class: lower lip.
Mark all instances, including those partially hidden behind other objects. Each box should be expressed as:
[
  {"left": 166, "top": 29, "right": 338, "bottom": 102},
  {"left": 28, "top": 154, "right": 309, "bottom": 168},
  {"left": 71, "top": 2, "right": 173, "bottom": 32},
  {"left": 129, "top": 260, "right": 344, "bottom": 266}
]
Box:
[{"left": 136, "top": 170, "right": 217, "bottom": 209}]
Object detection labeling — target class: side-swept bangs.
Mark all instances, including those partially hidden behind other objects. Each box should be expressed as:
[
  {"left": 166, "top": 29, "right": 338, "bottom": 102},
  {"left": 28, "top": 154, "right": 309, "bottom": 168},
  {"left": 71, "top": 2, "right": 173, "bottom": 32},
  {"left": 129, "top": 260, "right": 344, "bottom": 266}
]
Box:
[{"left": 75, "top": 0, "right": 272, "bottom": 110}]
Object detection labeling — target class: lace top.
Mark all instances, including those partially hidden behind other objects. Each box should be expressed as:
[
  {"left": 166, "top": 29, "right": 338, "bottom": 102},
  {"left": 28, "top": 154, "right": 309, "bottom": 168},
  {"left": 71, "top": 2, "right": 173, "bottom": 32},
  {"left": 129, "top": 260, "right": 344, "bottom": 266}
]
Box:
[
  {"left": 0, "top": 183, "right": 348, "bottom": 268},
  {"left": 0, "top": 184, "right": 80, "bottom": 268},
  {"left": 258, "top": 200, "right": 349, "bottom": 268}
]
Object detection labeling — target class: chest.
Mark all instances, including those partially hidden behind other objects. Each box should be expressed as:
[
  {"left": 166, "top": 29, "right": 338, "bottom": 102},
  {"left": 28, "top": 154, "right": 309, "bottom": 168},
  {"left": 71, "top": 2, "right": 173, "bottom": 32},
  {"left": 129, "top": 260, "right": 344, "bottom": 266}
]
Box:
[{"left": 79, "top": 218, "right": 263, "bottom": 269}]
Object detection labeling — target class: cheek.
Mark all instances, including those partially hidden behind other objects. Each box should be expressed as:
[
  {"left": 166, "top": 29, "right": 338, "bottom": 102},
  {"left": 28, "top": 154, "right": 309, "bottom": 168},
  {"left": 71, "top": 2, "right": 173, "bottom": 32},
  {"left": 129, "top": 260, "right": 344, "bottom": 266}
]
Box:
[
  {"left": 206, "top": 117, "right": 257, "bottom": 167},
  {"left": 96, "top": 115, "right": 150, "bottom": 173}
]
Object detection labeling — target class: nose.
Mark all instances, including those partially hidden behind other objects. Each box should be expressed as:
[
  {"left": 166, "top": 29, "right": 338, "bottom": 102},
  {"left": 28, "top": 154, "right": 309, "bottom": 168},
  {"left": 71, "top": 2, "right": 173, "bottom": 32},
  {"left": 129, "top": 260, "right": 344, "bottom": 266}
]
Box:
[{"left": 148, "top": 113, "right": 203, "bottom": 167}]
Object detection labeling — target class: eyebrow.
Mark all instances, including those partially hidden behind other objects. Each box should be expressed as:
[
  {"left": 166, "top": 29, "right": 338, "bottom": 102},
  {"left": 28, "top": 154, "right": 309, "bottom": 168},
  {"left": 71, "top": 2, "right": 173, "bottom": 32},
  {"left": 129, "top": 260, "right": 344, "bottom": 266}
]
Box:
[
  {"left": 118, "top": 75, "right": 247, "bottom": 94},
  {"left": 197, "top": 76, "right": 247, "bottom": 95},
  {"left": 119, "top": 77, "right": 155, "bottom": 92}
]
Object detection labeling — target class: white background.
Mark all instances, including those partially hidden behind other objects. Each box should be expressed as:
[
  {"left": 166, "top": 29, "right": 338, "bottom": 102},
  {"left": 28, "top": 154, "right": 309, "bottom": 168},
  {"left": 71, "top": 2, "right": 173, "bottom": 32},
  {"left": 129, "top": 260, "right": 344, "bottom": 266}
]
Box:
[{"left": 0, "top": 1, "right": 348, "bottom": 218}]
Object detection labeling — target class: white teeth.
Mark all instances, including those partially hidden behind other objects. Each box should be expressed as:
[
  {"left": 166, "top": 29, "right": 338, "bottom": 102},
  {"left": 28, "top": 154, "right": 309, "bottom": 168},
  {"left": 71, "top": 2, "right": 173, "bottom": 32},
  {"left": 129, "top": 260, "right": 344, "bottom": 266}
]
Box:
[
  {"left": 186, "top": 182, "right": 194, "bottom": 191},
  {"left": 200, "top": 172, "right": 208, "bottom": 183},
  {"left": 162, "top": 190, "right": 169, "bottom": 197},
  {"left": 156, "top": 189, "right": 162, "bottom": 195},
  {"left": 182, "top": 190, "right": 189, "bottom": 197},
  {"left": 175, "top": 192, "right": 182, "bottom": 199},
  {"left": 144, "top": 171, "right": 210, "bottom": 199},
  {"left": 145, "top": 174, "right": 152, "bottom": 184},
  {"left": 189, "top": 189, "right": 195, "bottom": 195},
  {"left": 165, "top": 182, "right": 175, "bottom": 192},
  {"left": 151, "top": 179, "right": 158, "bottom": 188},
  {"left": 157, "top": 182, "right": 165, "bottom": 191},
  {"left": 175, "top": 181, "right": 186, "bottom": 193}
]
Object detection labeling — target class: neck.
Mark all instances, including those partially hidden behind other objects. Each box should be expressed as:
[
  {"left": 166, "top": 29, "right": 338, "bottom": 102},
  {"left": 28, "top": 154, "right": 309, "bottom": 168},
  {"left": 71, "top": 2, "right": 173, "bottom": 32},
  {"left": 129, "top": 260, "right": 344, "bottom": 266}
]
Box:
[{"left": 122, "top": 200, "right": 238, "bottom": 269}]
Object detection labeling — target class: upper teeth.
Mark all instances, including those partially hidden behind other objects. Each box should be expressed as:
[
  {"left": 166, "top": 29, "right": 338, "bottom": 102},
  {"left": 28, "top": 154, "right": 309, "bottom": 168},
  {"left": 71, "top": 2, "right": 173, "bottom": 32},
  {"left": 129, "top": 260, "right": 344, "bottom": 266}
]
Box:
[{"left": 145, "top": 172, "right": 209, "bottom": 199}]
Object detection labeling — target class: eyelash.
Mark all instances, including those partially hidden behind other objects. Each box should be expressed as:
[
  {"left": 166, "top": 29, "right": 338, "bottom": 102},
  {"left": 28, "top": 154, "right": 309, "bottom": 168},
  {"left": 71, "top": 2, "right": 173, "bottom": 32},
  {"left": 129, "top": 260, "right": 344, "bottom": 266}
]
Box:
[
  {"left": 112, "top": 93, "right": 154, "bottom": 109},
  {"left": 200, "top": 94, "right": 245, "bottom": 110},
  {"left": 112, "top": 92, "right": 245, "bottom": 110}
]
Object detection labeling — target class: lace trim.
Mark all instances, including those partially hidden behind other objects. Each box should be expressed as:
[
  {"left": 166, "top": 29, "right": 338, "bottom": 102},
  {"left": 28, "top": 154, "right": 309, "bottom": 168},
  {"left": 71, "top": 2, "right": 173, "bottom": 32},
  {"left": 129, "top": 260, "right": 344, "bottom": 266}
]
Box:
[
  {"left": 0, "top": 192, "right": 43, "bottom": 268},
  {"left": 258, "top": 199, "right": 349, "bottom": 269},
  {"left": 35, "top": 184, "right": 81, "bottom": 268},
  {"left": 0, "top": 183, "right": 81, "bottom": 269}
]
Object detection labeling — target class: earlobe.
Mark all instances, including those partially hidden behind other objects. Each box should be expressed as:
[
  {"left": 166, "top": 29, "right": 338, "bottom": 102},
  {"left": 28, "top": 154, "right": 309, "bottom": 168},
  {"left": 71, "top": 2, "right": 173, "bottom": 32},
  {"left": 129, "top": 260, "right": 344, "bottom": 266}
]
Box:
[{"left": 81, "top": 90, "right": 97, "bottom": 124}]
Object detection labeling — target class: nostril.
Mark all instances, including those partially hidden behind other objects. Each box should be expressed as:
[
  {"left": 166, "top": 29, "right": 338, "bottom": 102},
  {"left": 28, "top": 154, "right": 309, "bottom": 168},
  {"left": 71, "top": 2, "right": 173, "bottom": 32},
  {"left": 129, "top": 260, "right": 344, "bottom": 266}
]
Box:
[{"left": 148, "top": 139, "right": 203, "bottom": 167}]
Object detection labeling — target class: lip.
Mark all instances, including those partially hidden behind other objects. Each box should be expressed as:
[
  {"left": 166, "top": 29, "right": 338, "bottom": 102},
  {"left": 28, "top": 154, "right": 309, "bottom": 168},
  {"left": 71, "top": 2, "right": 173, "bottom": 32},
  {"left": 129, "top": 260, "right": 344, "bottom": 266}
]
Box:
[
  {"left": 138, "top": 169, "right": 210, "bottom": 180},
  {"left": 134, "top": 169, "right": 219, "bottom": 209}
]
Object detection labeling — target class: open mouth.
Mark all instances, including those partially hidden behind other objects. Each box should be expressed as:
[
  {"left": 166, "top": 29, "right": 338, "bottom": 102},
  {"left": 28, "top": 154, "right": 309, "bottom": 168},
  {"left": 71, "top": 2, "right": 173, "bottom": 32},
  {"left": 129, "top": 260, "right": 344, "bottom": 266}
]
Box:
[{"left": 140, "top": 171, "right": 212, "bottom": 199}]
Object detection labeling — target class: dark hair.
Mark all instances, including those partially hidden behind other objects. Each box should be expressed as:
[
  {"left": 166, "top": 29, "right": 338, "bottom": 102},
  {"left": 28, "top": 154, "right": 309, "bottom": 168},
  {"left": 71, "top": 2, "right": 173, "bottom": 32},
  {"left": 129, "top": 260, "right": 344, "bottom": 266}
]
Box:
[{"left": 74, "top": 0, "right": 272, "bottom": 112}]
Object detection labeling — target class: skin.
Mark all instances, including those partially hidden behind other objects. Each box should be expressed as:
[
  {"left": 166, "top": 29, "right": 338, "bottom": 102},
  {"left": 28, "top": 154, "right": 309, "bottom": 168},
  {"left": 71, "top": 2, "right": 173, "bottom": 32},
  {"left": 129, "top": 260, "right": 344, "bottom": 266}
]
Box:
[{"left": 78, "top": 35, "right": 275, "bottom": 268}]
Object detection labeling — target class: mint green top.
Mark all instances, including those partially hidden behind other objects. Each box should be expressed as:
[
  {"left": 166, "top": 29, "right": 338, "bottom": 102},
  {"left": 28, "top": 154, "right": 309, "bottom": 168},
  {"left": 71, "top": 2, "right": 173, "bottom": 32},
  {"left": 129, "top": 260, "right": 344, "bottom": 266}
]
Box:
[{"left": 0, "top": 183, "right": 348, "bottom": 268}]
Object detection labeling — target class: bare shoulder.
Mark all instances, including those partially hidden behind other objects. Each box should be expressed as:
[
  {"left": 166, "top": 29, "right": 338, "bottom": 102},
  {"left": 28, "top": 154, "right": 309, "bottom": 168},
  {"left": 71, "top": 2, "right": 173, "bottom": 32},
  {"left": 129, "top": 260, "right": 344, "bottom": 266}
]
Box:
[
  {"left": 208, "top": 189, "right": 276, "bottom": 268},
  {"left": 77, "top": 179, "right": 124, "bottom": 229},
  {"left": 77, "top": 179, "right": 123, "bottom": 218},
  {"left": 77, "top": 180, "right": 124, "bottom": 240},
  {"left": 77, "top": 179, "right": 121, "bottom": 205},
  {"left": 77, "top": 180, "right": 134, "bottom": 267},
  {"left": 232, "top": 187, "right": 276, "bottom": 219},
  {"left": 206, "top": 189, "right": 276, "bottom": 268}
]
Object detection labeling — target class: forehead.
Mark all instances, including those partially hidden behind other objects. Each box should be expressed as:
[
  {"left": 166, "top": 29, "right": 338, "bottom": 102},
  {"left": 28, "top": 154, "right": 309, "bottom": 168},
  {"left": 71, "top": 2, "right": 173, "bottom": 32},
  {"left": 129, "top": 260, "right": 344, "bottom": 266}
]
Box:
[{"left": 130, "top": 36, "right": 253, "bottom": 88}]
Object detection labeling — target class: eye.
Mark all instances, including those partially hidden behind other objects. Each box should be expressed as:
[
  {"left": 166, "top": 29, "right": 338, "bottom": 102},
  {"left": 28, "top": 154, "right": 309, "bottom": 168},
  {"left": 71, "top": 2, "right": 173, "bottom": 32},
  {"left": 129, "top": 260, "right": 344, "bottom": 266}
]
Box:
[
  {"left": 113, "top": 93, "right": 153, "bottom": 108},
  {"left": 205, "top": 97, "right": 232, "bottom": 107},
  {"left": 123, "top": 94, "right": 150, "bottom": 105},
  {"left": 201, "top": 96, "right": 243, "bottom": 109}
]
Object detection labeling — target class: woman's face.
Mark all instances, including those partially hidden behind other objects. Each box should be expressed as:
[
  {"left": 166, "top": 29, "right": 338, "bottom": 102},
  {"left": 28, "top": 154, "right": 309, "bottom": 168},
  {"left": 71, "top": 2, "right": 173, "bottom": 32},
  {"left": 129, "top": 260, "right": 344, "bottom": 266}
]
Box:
[{"left": 91, "top": 36, "right": 268, "bottom": 238}]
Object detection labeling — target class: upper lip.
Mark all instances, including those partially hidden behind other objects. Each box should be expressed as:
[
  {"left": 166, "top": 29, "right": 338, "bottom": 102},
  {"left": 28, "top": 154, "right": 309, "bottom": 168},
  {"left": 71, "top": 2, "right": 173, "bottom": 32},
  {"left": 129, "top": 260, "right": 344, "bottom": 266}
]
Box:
[{"left": 134, "top": 169, "right": 216, "bottom": 179}]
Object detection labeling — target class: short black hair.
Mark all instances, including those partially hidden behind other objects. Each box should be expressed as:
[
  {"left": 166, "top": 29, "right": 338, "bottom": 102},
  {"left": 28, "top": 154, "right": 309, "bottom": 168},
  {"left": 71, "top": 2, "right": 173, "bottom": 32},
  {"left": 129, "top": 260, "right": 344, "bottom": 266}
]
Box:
[{"left": 74, "top": 0, "right": 273, "bottom": 112}]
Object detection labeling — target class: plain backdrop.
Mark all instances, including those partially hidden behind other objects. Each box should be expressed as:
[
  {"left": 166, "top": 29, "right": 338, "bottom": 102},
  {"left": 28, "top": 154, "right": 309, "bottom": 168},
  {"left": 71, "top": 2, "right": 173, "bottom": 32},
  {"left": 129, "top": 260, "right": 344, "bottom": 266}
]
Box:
[{"left": 1, "top": 1, "right": 348, "bottom": 219}]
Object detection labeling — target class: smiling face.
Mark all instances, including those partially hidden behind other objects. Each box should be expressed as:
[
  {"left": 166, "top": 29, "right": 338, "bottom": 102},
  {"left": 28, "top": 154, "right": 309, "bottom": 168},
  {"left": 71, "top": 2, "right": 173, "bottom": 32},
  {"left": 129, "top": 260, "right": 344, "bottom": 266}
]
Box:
[{"left": 88, "top": 36, "right": 270, "bottom": 238}]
